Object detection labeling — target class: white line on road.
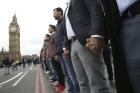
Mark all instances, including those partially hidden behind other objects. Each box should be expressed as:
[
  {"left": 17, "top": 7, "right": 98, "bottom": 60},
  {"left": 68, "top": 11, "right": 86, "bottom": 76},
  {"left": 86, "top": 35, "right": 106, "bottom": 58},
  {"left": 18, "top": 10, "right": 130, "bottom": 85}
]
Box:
[
  {"left": 12, "top": 71, "right": 29, "bottom": 87},
  {"left": 0, "top": 72, "right": 23, "bottom": 86},
  {"left": 29, "top": 65, "right": 34, "bottom": 71}
]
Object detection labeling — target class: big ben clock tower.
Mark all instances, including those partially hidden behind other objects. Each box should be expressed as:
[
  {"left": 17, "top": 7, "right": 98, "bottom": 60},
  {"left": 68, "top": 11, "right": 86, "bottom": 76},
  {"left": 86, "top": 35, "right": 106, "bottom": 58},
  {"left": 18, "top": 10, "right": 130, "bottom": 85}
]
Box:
[{"left": 9, "top": 14, "right": 21, "bottom": 61}]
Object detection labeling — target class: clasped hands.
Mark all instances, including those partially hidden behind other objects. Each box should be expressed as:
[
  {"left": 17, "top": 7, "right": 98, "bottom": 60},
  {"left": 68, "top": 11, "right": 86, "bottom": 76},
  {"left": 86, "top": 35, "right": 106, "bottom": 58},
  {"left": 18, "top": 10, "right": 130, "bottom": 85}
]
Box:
[
  {"left": 63, "top": 37, "right": 104, "bottom": 56},
  {"left": 85, "top": 37, "right": 104, "bottom": 56}
]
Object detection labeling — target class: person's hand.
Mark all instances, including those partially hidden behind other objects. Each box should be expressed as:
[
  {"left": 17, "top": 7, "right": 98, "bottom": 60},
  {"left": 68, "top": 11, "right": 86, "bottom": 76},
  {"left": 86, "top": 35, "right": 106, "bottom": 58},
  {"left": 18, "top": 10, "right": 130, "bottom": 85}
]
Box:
[
  {"left": 85, "top": 37, "right": 104, "bottom": 56},
  {"left": 54, "top": 55, "right": 59, "bottom": 61},
  {"left": 63, "top": 48, "right": 70, "bottom": 56},
  {"left": 85, "top": 38, "right": 90, "bottom": 48}
]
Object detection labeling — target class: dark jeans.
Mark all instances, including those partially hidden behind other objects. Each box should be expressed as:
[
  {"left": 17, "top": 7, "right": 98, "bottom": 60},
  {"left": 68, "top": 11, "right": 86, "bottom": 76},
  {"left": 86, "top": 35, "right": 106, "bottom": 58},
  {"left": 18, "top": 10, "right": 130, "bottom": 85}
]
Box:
[
  {"left": 46, "top": 59, "right": 52, "bottom": 74},
  {"left": 58, "top": 54, "right": 80, "bottom": 93},
  {"left": 48, "top": 58, "right": 57, "bottom": 80},
  {"left": 62, "top": 55, "right": 80, "bottom": 93},
  {"left": 51, "top": 57, "right": 65, "bottom": 85},
  {"left": 119, "top": 14, "right": 140, "bottom": 93},
  {"left": 44, "top": 60, "right": 49, "bottom": 72}
]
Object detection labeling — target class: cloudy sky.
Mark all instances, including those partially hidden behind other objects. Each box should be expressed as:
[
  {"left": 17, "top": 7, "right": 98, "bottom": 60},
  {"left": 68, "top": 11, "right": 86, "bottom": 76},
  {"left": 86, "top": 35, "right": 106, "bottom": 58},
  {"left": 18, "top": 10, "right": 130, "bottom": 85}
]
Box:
[{"left": 0, "top": 0, "right": 68, "bottom": 55}]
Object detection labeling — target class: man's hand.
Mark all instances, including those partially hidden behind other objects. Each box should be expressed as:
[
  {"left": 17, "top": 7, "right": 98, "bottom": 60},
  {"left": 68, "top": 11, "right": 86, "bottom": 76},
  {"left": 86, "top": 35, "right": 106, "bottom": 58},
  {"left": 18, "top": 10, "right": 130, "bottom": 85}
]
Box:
[
  {"left": 63, "top": 48, "right": 70, "bottom": 56},
  {"left": 85, "top": 37, "right": 104, "bottom": 56},
  {"left": 54, "top": 55, "right": 59, "bottom": 61}
]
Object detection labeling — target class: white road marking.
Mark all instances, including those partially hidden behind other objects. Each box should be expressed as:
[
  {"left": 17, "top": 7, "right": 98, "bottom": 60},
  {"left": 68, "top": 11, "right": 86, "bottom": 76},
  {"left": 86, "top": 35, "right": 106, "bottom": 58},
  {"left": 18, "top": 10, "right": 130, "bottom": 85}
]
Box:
[
  {"left": 29, "top": 66, "right": 33, "bottom": 70},
  {"left": 0, "top": 72, "right": 23, "bottom": 86},
  {"left": 12, "top": 71, "right": 29, "bottom": 87}
]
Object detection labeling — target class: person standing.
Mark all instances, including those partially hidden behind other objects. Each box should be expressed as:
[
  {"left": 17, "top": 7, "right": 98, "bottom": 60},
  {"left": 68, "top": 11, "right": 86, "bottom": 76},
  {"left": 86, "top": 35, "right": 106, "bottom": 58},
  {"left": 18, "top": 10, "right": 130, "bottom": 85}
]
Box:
[
  {"left": 43, "top": 34, "right": 52, "bottom": 75},
  {"left": 63, "top": 0, "right": 111, "bottom": 93},
  {"left": 47, "top": 24, "right": 65, "bottom": 92},
  {"left": 102, "top": 0, "right": 140, "bottom": 93},
  {"left": 3, "top": 56, "right": 10, "bottom": 75},
  {"left": 53, "top": 7, "right": 80, "bottom": 93}
]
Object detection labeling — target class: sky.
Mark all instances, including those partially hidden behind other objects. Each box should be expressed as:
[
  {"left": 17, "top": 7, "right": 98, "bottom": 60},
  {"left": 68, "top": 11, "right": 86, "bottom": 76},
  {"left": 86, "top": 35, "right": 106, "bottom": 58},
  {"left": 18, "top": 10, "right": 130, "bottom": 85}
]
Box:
[{"left": 0, "top": 0, "right": 68, "bottom": 56}]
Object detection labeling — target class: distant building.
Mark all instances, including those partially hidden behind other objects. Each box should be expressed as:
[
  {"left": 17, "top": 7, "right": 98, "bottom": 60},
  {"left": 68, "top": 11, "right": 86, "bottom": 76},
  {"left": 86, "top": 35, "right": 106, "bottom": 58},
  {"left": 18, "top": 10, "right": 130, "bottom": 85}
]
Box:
[
  {"left": 9, "top": 14, "right": 21, "bottom": 61},
  {"left": 0, "top": 48, "right": 9, "bottom": 63}
]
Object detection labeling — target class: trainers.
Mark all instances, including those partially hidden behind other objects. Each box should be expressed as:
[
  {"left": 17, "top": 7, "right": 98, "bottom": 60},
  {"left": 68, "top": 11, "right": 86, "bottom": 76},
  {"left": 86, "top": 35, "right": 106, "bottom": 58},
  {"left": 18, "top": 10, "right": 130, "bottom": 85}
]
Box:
[
  {"left": 50, "top": 79, "right": 57, "bottom": 82},
  {"left": 46, "top": 71, "right": 50, "bottom": 74},
  {"left": 55, "top": 84, "right": 65, "bottom": 92},
  {"left": 53, "top": 81, "right": 59, "bottom": 87}
]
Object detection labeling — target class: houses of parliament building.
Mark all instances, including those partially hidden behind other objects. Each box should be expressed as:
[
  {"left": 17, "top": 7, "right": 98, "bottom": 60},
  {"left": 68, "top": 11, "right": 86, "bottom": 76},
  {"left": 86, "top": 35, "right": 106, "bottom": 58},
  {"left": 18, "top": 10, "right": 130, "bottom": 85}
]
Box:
[{"left": 0, "top": 14, "right": 21, "bottom": 63}]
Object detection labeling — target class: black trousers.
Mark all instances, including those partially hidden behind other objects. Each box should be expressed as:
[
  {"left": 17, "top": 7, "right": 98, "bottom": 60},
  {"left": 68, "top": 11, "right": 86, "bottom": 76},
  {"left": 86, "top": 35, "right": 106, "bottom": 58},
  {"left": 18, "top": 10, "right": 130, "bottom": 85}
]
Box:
[
  {"left": 51, "top": 57, "right": 65, "bottom": 85},
  {"left": 103, "top": 44, "right": 113, "bottom": 81}
]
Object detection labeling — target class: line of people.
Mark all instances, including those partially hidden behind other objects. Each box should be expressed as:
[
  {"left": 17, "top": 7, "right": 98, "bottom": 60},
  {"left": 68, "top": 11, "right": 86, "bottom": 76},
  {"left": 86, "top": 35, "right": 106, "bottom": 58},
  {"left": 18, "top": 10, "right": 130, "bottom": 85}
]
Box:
[
  {"left": 40, "top": 7, "right": 115, "bottom": 93},
  {"left": 1, "top": 55, "right": 39, "bottom": 75},
  {"left": 40, "top": 0, "right": 140, "bottom": 93}
]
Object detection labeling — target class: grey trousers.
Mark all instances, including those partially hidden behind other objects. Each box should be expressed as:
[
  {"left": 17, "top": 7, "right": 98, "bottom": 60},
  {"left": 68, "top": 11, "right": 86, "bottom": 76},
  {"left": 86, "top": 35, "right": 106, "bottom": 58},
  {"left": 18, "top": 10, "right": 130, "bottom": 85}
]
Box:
[
  {"left": 71, "top": 40, "right": 111, "bottom": 93},
  {"left": 119, "top": 14, "right": 140, "bottom": 93}
]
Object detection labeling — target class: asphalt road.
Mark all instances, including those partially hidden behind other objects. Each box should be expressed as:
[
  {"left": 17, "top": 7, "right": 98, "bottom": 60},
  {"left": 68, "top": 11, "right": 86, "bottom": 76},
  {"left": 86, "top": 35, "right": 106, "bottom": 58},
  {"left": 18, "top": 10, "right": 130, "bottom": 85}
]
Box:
[
  {"left": 0, "top": 64, "right": 117, "bottom": 93},
  {"left": 0, "top": 64, "right": 56, "bottom": 93}
]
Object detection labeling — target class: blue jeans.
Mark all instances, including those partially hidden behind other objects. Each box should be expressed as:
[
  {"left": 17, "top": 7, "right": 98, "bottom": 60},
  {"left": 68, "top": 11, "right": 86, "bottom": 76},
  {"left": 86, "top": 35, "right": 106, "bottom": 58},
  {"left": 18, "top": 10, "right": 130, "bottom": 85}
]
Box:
[
  {"left": 46, "top": 59, "right": 52, "bottom": 75},
  {"left": 48, "top": 58, "right": 57, "bottom": 80},
  {"left": 58, "top": 54, "right": 80, "bottom": 93}
]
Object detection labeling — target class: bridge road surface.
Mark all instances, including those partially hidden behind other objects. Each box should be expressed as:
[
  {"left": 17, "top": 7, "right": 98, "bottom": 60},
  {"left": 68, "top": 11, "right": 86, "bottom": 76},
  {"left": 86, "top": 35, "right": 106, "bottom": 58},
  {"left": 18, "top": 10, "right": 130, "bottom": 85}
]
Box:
[
  {"left": 0, "top": 64, "right": 58, "bottom": 93},
  {"left": 0, "top": 64, "right": 116, "bottom": 93}
]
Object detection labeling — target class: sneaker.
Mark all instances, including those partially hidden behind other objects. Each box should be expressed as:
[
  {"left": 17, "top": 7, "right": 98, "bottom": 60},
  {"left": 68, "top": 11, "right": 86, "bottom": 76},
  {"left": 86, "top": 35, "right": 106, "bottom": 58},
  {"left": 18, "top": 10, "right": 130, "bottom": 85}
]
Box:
[
  {"left": 45, "top": 71, "right": 50, "bottom": 75},
  {"left": 55, "top": 84, "right": 65, "bottom": 92},
  {"left": 53, "top": 81, "right": 59, "bottom": 87},
  {"left": 50, "top": 79, "right": 57, "bottom": 82}
]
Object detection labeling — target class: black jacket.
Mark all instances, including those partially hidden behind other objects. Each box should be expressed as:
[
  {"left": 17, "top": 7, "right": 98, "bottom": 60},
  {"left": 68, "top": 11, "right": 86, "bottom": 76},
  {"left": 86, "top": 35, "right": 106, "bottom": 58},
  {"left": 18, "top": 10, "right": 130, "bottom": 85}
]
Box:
[
  {"left": 55, "top": 19, "right": 66, "bottom": 55},
  {"left": 3, "top": 57, "right": 10, "bottom": 66},
  {"left": 67, "top": 0, "right": 106, "bottom": 45}
]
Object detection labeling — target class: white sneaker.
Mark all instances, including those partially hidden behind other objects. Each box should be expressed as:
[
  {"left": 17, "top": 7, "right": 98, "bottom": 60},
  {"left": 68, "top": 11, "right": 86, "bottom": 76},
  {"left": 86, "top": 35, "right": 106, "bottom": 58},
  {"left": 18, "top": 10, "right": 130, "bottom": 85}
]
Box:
[{"left": 46, "top": 71, "right": 50, "bottom": 75}]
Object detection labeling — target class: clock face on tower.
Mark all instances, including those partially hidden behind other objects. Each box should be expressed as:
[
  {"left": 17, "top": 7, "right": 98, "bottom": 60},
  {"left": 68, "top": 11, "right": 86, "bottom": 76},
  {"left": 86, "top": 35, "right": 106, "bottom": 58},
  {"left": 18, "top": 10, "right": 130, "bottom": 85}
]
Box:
[{"left": 10, "top": 26, "right": 16, "bottom": 32}]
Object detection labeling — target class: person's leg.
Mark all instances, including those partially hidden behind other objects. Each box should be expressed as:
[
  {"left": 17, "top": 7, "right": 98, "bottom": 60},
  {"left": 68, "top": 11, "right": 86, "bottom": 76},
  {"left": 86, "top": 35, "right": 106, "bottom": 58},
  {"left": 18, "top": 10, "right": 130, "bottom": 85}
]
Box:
[
  {"left": 103, "top": 45, "right": 113, "bottom": 81},
  {"left": 72, "top": 40, "right": 111, "bottom": 93},
  {"left": 44, "top": 60, "right": 49, "bottom": 72},
  {"left": 7, "top": 66, "right": 10, "bottom": 74},
  {"left": 58, "top": 55, "right": 73, "bottom": 92},
  {"left": 63, "top": 55, "right": 80, "bottom": 93},
  {"left": 4, "top": 66, "right": 7, "bottom": 75},
  {"left": 71, "top": 40, "right": 90, "bottom": 93},
  {"left": 48, "top": 58, "right": 57, "bottom": 81},
  {"left": 46, "top": 59, "right": 52, "bottom": 75},
  {"left": 51, "top": 58, "right": 65, "bottom": 92},
  {"left": 103, "top": 45, "right": 115, "bottom": 88},
  {"left": 51, "top": 58, "right": 65, "bottom": 85},
  {"left": 119, "top": 14, "right": 140, "bottom": 93}
]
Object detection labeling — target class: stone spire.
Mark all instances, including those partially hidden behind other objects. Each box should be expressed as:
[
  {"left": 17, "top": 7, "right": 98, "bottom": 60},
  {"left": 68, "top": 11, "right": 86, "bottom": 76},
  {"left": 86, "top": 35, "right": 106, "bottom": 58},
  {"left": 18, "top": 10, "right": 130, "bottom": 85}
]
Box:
[{"left": 11, "top": 14, "right": 17, "bottom": 24}]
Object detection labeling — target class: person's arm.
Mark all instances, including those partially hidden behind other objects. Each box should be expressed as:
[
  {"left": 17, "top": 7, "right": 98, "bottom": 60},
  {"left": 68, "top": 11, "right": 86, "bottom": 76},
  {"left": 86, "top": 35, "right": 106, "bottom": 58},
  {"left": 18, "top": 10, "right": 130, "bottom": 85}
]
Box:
[
  {"left": 83, "top": 0, "right": 105, "bottom": 36},
  {"left": 83, "top": 0, "right": 106, "bottom": 55},
  {"left": 62, "top": 20, "right": 71, "bottom": 56}
]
